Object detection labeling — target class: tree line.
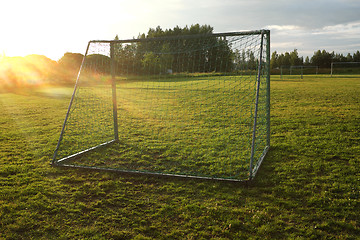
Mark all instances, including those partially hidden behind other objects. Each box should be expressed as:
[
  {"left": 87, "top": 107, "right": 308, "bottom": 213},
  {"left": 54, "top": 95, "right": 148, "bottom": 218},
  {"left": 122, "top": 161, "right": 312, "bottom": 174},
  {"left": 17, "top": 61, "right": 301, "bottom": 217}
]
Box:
[
  {"left": 271, "top": 49, "right": 360, "bottom": 69},
  {"left": 81, "top": 24, "right": 263, "bottom": 76},
  {"left": 1, "top": 24, "right": 235, "bottom": 89},
  {"left": 0, "top": 53, "right": 84, "bottom": 90},
  {"left": 2, "top": 24, "right": 360, "bottom": 90},
  {"left": 111, "top": 24, "right": 234, "bottom": 75}
]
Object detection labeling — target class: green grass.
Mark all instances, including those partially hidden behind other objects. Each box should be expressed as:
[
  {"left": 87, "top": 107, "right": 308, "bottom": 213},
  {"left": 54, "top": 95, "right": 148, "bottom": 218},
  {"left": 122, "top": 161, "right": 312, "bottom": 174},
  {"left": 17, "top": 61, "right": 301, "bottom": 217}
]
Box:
[
  {"left": 0, "top": 75, "right": 359, "bottom": 239},
  {"left": 54, "top": 75, "right": 267, "bottom": 180}
]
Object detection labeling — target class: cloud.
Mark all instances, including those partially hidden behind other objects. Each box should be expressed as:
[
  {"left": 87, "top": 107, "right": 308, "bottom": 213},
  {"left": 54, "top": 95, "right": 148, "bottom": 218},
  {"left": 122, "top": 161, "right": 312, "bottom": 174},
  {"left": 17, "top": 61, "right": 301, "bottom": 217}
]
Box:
[
  {"left": 266, "top": 25, "right": 302, "bottom": 31},
  {"left": 265, "top": 20, "right": 360, "bottom": 56},
  {"left": 317, "top": 21, "right": 360, "bottom": 37}
]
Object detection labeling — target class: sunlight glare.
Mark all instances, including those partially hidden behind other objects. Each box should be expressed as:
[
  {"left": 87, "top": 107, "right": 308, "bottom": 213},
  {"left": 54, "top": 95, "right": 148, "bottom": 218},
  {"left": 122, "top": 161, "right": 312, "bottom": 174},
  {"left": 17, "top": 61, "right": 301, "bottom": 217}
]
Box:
[{"left": 0, "top": 55, "right": 57, "bottom": 89}]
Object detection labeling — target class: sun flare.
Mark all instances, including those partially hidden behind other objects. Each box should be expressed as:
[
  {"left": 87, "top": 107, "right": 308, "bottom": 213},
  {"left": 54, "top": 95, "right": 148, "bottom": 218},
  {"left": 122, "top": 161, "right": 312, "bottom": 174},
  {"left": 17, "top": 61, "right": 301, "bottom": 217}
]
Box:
[{"left": 0, "top": 54, "right": 60, "bottom": 89}]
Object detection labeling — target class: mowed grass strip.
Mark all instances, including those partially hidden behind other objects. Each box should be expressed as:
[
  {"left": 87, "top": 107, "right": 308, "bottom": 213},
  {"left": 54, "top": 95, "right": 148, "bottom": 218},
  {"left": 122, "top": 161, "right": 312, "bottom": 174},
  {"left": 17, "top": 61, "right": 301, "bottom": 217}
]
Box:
[{"left": 0, "top": 75, "right": 359, "bottom": 239}]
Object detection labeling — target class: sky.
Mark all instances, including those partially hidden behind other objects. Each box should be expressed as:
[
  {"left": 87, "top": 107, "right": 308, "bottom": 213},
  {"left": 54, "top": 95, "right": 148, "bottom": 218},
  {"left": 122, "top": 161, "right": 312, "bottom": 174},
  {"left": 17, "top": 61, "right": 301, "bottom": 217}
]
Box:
[{"left": 1, "top": 0, "right": 360, "bottom": 61}]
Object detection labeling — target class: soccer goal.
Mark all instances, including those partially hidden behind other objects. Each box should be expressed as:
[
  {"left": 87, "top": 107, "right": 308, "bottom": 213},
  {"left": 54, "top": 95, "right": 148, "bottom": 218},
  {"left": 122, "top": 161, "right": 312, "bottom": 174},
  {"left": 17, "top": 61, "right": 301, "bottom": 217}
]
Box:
[
  {"left": 52, "top": 30, "right": 270, "bottom": 181},
  {"left": 331, "top": 62, "right": 360, "bottom": 76},
  {"left": 289, "top": 65, "right": 319, "bottom": 79}
]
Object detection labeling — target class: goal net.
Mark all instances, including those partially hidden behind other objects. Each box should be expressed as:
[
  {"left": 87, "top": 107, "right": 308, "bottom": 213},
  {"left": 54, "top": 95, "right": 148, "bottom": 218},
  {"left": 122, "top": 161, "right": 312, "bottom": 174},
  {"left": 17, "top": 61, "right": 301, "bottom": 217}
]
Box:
[
  {"left": 52, "top": 30, "right": 270, "bottom": 181},
  {"left": 331, "top": 62, "right": 360, "bottom": 76},
  {"left": 289, "top": 66, "right": 319, "bottom": 79}
]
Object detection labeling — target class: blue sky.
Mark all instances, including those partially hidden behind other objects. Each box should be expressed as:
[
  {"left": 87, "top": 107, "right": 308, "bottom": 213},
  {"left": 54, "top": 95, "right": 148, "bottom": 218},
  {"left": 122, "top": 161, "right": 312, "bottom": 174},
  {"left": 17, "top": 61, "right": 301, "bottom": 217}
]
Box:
[{"left": 1, "top": 0, "right": 359, "bottom": 60}]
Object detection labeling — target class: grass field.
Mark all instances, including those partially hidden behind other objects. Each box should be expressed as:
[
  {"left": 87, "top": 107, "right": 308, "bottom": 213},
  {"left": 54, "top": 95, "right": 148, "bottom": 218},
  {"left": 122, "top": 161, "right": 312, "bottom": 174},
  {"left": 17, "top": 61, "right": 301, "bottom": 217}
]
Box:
[
  {"left": 0, "top": 75, "right": 359, "bottom": 239},
  {"left": 53, "top": 75, "right": 268, "bottom": 181}
]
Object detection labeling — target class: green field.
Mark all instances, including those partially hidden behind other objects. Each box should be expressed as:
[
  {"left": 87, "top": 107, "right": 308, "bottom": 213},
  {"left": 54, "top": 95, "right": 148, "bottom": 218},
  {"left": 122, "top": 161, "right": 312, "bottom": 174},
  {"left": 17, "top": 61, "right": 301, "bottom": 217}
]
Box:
[
  {"left": 0, "top": 75, "right": 359, "bottom": 239},
  {"left": 53, "top": 75, "right": 268, "bottom": 181}
]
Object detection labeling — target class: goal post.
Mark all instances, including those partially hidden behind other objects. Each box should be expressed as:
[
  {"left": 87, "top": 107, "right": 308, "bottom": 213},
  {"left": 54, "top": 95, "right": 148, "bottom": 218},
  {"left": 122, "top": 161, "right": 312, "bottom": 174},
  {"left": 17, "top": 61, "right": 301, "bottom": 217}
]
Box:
[
  {"left": 331, "top": 62, "right": 360, "bottom": 76},
  {"left": 110, "top": 42, "right": 119, "bottom": 141},
  {"left": 289, "top": 65, "right": 319, "bottom": 79},
  {"left": 52, "top": 30, "right": 270, "bottom": 181}
]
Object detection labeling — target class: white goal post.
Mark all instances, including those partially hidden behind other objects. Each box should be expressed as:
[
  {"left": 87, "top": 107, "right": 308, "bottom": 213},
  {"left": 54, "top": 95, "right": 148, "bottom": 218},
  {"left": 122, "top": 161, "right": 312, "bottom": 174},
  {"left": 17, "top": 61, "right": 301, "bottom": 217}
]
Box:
[
  {"left": 331, "top": 62, "right": 360, "bottom": 76},
  {"left": 280, "top": 65, "right": 319, "bottom": 79}
]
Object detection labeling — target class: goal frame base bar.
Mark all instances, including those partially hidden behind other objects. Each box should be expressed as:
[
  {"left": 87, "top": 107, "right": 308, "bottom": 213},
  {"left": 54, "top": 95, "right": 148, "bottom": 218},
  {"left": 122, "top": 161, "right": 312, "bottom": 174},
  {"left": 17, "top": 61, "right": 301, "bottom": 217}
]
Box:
[
  {"left": 52, "top": 139, "right": 117, "bottom": 165},
  {"left": 52, "top": 142, "right": 270, "bottom": 182}
]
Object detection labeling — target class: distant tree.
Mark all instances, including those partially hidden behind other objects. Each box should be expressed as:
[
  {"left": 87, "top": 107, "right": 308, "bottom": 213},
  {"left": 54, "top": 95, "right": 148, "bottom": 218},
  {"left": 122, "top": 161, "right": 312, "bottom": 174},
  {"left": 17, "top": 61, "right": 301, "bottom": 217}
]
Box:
[
  {"left": 114, "top": 42, "right": 140, "bottom": 74},
  {"left": 346, "top": 53, "right": 353, "bottom": 62},
  {"left": 233, "top": 49, "right": 245, "bottom": 71},
  {"left": 24, "top": 54, "right": 58, "bottom": 77},
  {"left": 133, "top": 24, "right": 232, "bottom": 73},
  {"left": 311, "top": 50, "right": 333, "bottom": 68},
  {"left": 0, "top": 55, "right": 58, "bottom": 87},
  {"left": 247, "top": 50, "right": 257, "bottom": 70},
  {"left": 282, "top": 52, "right": 291, "bottom": 67},
  {"left": 270, "top": 51, "right": 279, "bottom": 69},
  {"left": 276, "top": 53, "right": 284, "bottom": 68},
  {"left": 333, "top": 53, "right": 346, "bottom": 62},
  {"left": 270, "top": 50, "right": 302, "bottom": 69},
  {"left": 270, "top": 49, "right": 360, "bottom": 70},
  {"left": 142, "top": 52, "right": 160, "bottom": 74},
  {"left": 144, "top": 24, "right": 213, "bottom": 39},
  {"left": 85, "top": 54, "right": 111, "bottom": 74},
  {"left": 353, "top": 50, "right": 360, "bottom": 62},
  {"left": 290, "top": 49, "right": 303, "bottom": 66},
  {"left": 58, "top": 52, "right": 84, "bottom": 71}
]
